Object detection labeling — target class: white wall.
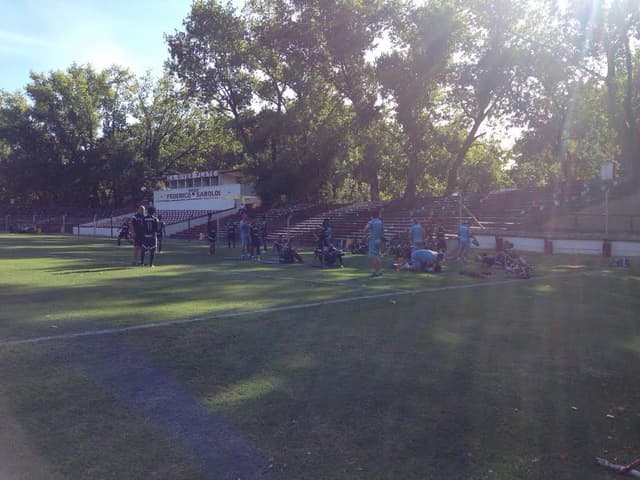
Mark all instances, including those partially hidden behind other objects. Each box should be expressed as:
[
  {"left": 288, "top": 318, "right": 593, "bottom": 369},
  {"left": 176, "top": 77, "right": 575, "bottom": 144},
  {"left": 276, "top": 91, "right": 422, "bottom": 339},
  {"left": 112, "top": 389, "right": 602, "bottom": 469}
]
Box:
[
  {"left": 462, "top": 234, "right": 639, "bottom": 257},
  {"left": 552, "top": 239, "right": 603, "bottom": 255},
  {"left": 611, "top": 241, "right": 640, "bottom": 257},
  {"left": 152, "top": 183, "right": 260, "bottom": 211}
]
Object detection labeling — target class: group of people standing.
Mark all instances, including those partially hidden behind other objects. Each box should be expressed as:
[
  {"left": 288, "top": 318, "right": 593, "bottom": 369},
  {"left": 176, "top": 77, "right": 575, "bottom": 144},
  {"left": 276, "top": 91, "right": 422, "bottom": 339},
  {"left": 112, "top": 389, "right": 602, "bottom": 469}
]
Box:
[
  {"left": 115, "top": 204, "right": 476, "bottom": 276},
  {"left": 122, "top": 205, "right": 166, "bottom": 267},
  {"left": 205, "top": 210, "right": 269, "bottom": 258}
]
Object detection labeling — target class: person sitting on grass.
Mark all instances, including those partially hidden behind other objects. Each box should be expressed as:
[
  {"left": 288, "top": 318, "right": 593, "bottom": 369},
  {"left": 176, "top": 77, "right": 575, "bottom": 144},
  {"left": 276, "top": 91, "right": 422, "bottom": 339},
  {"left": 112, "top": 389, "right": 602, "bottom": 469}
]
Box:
[
  {"left": 324, "top": 245, "right": 345, "bottom": 268},
  {"left": 272, "top": 235, "right": 285, "bottom": 255},
  {"left": 280, "top": 240, "right": 304, "bottom": 264},
  {"left": 476, "top": 240, "right": 516, "bottom": 269},
  {"left": 349, "top": 237, "right": 368, "bottom": 255},
  {"left": 477, "top": 252, "right": 497, "bottom": 267}
]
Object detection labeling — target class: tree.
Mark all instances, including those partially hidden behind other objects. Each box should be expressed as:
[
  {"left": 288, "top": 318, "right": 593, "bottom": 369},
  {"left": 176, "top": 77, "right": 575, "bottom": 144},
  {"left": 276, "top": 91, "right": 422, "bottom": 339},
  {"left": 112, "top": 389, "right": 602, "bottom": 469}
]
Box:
[
  {"left": 0, "top": 90, "right": 55, "bottom": 203},
  {"left": 167, "top": 1, "right": 256, "bottom": 153},
  {"left": 441, "top": 0, "right": 548, "bottom": 195},
  {"left": 562, "top": 0, "right": 640, "bottom": 182},
  {"left": 378, "top": 1, "right": 460, "bottom": 202},
  {"left": 133, "top": 73, "right": 239, "bottom": 191}
]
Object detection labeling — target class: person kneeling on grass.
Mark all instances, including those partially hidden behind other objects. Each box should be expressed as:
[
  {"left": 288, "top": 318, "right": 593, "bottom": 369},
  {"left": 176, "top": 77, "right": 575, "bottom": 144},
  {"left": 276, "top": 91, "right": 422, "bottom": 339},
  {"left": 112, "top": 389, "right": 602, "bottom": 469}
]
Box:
[
  {"left": 272, "top": 235, "right": 285, "bottom": 255},
  {"left": 403, "top": 249, "right": 443, "bottom": 273},
  {"left": 324, "top": 245, "right": 345, "bottom": 268},
  {"left": 280, "top": 240, "right": 304, "bottom": 264}
]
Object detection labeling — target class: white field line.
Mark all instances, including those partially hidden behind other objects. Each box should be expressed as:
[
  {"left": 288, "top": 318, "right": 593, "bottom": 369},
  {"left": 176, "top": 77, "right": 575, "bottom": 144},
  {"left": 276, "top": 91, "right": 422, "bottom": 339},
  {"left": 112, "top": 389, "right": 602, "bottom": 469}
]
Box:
[{"left": 0, "top": 271, "right": 587, "bottom": 348}]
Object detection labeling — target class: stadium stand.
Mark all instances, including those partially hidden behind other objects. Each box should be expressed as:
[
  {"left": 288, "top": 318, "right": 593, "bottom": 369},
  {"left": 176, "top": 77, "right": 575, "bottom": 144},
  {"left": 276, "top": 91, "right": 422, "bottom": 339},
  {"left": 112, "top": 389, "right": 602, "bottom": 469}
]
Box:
[{"left": 7, "top": 184, "right": 635, "bottom": 241}]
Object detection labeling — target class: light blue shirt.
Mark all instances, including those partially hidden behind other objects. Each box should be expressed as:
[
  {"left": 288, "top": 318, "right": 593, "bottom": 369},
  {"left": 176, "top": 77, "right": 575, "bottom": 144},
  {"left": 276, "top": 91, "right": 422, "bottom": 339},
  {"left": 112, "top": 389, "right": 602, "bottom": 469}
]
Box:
[
  {"left": 411, "top": 249, "right": 438, "bottom": 266},
  {"left": 365, "top": 218, "right": 383, "bottom": 242},
  {"left": 409, "top": 223, "right": 425, "bottom": 245},
  {"left": 459, "top": 223, "right": 470, "bottom": 242},
  {"left": 239, "top": 219, "right": 250, "bottom": 238}
]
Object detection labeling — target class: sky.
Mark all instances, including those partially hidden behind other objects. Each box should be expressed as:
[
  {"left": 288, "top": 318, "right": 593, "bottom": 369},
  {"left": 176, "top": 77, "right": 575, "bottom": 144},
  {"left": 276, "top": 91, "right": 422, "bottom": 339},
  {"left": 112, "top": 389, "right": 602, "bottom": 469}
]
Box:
[{"left": 0, "top": 0, "right": 199, "bottom": 92}]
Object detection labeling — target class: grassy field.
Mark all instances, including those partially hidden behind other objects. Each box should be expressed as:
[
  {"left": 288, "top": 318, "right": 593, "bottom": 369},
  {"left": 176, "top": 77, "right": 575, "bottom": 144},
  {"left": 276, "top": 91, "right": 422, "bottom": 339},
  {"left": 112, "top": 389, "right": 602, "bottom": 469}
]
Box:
[{"left": 0, "top": 233, "right": 639, "bottom": 480}]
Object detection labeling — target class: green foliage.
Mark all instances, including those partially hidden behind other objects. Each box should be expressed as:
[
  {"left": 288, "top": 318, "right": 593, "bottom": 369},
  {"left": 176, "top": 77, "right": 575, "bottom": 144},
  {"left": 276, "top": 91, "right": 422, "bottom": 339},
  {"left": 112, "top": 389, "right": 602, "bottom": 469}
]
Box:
[{"left": 1, "top": 0, "right": 639, "bottom": 206}]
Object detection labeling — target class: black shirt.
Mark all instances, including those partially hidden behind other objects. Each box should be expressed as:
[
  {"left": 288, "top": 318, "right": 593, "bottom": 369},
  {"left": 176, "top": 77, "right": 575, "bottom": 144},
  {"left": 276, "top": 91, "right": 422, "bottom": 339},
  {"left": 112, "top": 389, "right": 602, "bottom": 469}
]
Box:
[{"left": 142, "top": 214, "right": 159, "bottom": 238}]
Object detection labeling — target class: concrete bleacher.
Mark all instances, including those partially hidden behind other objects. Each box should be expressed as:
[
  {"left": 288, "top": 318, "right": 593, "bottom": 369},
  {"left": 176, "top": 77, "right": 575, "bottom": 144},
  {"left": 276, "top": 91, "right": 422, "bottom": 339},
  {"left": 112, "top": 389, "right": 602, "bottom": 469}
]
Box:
[
  {"left": 265, "top": 191, "right": 538, "bottom": 247},
  {"left": 2, "top": 187, "right": 582, "bottom": 240},
  {"left": 171, "top": 203, "right": 337, "bottom": 241},
  {"left": 82, "top": 210, "right": 213, "bottom": 229},
  {"left": 266, "top": 201, "right": 386, "bottom": 246}
]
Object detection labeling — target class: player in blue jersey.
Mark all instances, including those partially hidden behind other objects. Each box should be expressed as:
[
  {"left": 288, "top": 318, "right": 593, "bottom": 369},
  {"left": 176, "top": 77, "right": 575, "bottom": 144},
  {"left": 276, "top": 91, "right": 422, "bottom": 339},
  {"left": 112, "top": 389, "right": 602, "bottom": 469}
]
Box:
[
  {"left": 408, "top": 249, "right": 443, "bottom": 272},
  {"left": 454, "top": 221, "right": 477, "bottom": 262},
  {"left": 408, "top": 218, "right": 425, "bottom": 251},
  {"left": 364, "top": 209, "right": 384, "bottom": 277},
  {"left": 238, "top": 211, "right": 251, "bottom": 258}
]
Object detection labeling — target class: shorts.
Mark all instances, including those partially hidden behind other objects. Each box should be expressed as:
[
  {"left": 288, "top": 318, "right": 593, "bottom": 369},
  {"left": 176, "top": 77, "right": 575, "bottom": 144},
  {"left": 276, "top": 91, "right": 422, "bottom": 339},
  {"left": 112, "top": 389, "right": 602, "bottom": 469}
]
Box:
[
  {"left": 134, "top": 236, "right": 143, "bottom": 247},
  {"left": 240, "top": 234, "right": 249, "bottom": 249},
  {"left": 368, "top": 239, "right": 381, "bottom": 258},
  {"left": 142, "top": 237, "right": 156, "bottom": 250}
]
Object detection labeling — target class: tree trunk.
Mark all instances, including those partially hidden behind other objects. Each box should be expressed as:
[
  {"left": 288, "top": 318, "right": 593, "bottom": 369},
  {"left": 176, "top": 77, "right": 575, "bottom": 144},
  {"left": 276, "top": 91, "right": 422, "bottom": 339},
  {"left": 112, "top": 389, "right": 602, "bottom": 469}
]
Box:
[
  {"left": 403, "top": 156, "right": 418, "bottom": 204},
  {"left": 622, "top": 33, "right": 637, "bottom": 181},
  {"left": 604, "top": 33, "right": 625, "bottom": 177},
  {"left": 369, "top": 174, "right": 380, "bottom": 201},
  {"left": 445, "top": 117, "right": 483, "bottom": 196}
]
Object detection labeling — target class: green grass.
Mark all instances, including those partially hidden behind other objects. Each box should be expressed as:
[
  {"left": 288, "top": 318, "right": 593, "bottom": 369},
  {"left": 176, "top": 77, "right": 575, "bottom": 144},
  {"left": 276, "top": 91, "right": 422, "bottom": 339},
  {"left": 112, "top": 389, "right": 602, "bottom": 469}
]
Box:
[{"left": 0, "top": 233, "right": 639, "bottom": 479}]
